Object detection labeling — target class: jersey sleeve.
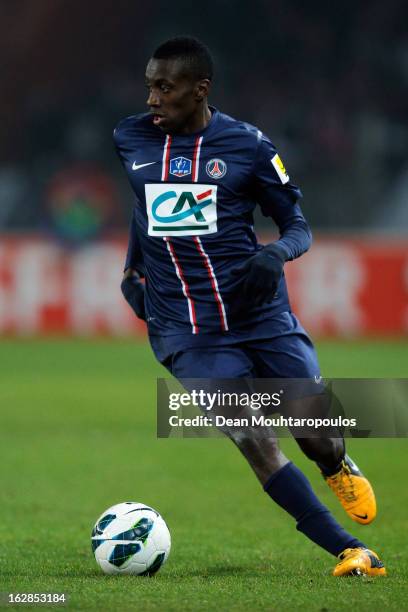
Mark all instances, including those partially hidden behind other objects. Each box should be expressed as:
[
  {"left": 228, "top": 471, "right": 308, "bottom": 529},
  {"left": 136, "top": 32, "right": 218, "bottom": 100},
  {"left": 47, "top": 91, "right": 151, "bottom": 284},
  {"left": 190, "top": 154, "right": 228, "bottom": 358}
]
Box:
[
  {"left": 113, "top": 117, "right": 135, "bottom": 167},
  {"left": 113, "top": 119, "right": 145, "bottom": 275},
  {"left": 251, "top": 133, "right": 312, "bottom": 261},
  {"left": 113, "top": 123, "right": 128, "bottom": 176},
  {"left": 113, "top": 122, "right": 124, "bottom": 154},
  {"left": 124, "top": 207, "right": 145, "bottom": 276}
]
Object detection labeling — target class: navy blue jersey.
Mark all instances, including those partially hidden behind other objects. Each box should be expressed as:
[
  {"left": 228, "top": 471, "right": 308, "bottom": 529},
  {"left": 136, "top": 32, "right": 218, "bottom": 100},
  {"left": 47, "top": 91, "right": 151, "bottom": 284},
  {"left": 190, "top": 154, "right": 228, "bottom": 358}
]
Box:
[{"left": 114, "top": 107, "right": 311, "bottom": 342}]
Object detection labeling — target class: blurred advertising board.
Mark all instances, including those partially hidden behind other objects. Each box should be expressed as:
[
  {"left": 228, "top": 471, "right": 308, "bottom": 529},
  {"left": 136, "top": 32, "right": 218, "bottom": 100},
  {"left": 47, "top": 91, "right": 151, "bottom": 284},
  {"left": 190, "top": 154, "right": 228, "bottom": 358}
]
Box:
[{"left": 0, "top": 237, "right": 406, "bottom": 337}]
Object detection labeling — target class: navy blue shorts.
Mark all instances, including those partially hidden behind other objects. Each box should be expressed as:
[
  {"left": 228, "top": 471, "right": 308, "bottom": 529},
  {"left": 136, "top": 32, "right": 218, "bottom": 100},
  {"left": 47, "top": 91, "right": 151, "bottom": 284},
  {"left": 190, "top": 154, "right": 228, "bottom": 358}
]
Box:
[
  {"left": 156, "top": 314, "right": 328, "bottom": 426},
  {"left": 168, "top": 335, "right": 320, "bottom": 380},
  {"left": 159, "top": 313, "right": 321, "bottom": 380}
]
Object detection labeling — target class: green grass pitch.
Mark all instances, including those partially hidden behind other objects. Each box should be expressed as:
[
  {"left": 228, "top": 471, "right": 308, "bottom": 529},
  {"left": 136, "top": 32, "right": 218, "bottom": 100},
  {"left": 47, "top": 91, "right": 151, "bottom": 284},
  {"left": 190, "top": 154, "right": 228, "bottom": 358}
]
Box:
[{"left": 0, "top": 338, "right": 407, "bottom": 610}]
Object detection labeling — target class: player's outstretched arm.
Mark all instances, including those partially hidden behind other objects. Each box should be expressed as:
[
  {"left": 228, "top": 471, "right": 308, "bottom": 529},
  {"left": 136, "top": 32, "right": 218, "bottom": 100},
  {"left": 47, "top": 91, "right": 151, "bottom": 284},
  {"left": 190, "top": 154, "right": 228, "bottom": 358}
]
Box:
[
  {"left": 231, "top": 132, "right": 312, "bottom": 305},
  {"left": 121, "top": 208, "right": 146, "bottom": 321},
  {"left": 121, "top": 268, "right": 146, "bottom": 321},
  {"left": 252, "top": 133, "right": 312, "bottom": 262}
]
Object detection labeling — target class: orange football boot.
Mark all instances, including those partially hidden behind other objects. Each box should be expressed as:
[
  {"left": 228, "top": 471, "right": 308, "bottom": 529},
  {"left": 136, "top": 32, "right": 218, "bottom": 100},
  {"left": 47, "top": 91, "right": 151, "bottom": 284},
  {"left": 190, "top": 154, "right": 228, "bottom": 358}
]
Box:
[
  {"left": 323, "top": 455, "right": 376, "bottom": 524},
  {"left": 333, "top": 547, "right": 386, "bottom": 577}
]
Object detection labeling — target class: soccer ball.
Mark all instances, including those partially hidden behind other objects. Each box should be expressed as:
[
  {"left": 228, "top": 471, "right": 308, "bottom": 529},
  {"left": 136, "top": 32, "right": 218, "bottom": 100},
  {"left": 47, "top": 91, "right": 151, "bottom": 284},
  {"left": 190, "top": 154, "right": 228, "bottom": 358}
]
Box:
[{"left": 91, "top": 502, "right": 171, "bottom": 575}]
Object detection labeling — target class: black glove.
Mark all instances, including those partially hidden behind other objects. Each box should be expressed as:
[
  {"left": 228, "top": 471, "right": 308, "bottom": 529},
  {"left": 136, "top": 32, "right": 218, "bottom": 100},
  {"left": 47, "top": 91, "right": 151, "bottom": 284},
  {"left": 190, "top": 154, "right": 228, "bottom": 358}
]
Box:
[
  {"left": 230, "top": 243, "right": 286, "bottom": 306},
  {"left": 121, "top": 275, "right": 146, "bottom": 321}
]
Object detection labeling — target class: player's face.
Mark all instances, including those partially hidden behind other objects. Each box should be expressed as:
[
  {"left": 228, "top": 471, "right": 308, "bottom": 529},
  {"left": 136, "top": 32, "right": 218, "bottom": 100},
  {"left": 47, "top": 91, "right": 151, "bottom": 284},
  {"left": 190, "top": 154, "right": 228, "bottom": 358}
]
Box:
[{"left": 145, "top": 58, "right": 207, "bottom": 134}]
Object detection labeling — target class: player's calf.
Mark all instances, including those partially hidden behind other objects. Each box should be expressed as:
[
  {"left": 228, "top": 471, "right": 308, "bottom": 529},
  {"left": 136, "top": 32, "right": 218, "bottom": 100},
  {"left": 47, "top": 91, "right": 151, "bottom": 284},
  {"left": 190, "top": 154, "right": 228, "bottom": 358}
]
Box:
[
  {"left": 296, "top": 436, "right": 345, "bottom": 472},
  {"left": 228, "top": 429, "right": 288, "bottom": 483}
]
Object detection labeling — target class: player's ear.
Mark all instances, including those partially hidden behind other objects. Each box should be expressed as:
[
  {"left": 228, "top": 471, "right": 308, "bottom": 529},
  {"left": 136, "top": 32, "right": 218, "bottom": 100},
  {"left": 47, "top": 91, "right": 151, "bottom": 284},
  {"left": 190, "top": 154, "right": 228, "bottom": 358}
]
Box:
[{"left": 195, "top": 79, "right": 211, "bottom": 101}]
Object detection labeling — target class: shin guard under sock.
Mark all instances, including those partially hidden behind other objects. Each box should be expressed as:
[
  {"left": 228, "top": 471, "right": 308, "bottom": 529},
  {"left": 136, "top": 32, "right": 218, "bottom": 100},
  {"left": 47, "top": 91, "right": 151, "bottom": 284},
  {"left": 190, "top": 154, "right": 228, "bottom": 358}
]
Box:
[{"left": 264, "top": 462, "right": 365, "bottom": 556}]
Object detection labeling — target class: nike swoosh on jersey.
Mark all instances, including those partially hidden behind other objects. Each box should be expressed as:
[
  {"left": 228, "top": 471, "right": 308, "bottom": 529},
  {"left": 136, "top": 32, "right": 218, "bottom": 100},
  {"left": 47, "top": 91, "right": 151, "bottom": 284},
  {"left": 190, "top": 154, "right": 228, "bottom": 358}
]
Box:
[{"left": 132, "top": 161, "right": 157, "bottom": 171}]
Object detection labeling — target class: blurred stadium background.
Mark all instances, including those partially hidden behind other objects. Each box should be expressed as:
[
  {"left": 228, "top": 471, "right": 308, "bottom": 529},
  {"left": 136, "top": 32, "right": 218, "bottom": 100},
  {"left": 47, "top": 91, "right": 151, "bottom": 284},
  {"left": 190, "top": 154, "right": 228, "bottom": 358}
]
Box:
[
  {"left": 0, "top": 0, "right": 407, "bottom": 338},
  {"left": 1, "top": 3, "right": 408, "bottom": 607}
]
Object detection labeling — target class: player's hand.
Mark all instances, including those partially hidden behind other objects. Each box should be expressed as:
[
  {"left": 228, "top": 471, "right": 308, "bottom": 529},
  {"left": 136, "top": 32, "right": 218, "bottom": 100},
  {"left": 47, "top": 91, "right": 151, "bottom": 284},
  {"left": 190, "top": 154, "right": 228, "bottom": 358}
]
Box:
[
  {"left": 230, "top": 243, "right": 286, "bottom": 306},
  {"left": 121, "top": 268, "right": 146, "bottom": 321}
]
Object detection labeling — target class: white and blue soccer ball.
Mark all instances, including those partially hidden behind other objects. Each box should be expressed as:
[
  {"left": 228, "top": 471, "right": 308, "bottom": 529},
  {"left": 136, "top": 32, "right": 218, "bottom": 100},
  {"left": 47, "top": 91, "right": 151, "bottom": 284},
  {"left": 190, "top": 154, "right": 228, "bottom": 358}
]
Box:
[{"left": 91, "top": 502, "right": 171, "bottom": 575}]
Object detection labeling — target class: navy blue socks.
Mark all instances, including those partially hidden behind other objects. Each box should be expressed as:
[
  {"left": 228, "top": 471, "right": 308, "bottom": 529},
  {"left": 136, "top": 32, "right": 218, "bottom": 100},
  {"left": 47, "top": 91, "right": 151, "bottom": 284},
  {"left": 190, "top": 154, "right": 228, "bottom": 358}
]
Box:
[{"left": 263, "top": 462, "right": 365, "bottom": 556}]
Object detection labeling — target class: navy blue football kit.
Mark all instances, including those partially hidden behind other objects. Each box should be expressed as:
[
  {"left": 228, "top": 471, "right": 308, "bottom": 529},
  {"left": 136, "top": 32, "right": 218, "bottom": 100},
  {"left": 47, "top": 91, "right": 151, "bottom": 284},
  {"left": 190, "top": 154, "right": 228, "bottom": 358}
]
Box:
[
  {"left": 115, "top": 106, "right": 319, "bottom": 378},
  {"left": 114, "top": 105, "right": 384, "bottom": 566}
]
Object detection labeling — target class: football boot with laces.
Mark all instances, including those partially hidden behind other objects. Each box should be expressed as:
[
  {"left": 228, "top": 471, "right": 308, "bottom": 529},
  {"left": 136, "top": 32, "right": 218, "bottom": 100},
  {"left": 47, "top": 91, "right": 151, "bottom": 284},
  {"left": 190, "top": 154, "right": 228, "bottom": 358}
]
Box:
[
  {"left": 333, "top": 547, "right": 386, "bottom": 577},
  {"left": 323, "top": 455, "right": 376, "bottom": 524}
]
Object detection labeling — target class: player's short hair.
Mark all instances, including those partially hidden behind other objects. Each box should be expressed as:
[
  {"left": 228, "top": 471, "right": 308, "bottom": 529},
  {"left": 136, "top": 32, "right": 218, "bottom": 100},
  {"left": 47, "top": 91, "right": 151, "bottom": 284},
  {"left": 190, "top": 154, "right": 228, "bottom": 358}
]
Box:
[{"left": 152, "top": 36, "right": 214, "bottom": 81}]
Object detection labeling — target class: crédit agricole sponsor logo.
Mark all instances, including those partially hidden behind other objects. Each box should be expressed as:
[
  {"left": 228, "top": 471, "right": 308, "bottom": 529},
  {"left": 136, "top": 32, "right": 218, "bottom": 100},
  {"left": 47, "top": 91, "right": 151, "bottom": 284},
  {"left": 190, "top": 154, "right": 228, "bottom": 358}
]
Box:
[{"left": 145, "top": 183, "right": 218, "bottom": 236}]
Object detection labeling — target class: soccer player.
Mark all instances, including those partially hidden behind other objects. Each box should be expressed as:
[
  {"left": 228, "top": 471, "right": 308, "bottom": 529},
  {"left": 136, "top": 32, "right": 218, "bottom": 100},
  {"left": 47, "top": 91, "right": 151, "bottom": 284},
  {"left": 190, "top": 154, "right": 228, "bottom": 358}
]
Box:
[{"left": 115, "top": 36, "right": 385, "bottom": 577}]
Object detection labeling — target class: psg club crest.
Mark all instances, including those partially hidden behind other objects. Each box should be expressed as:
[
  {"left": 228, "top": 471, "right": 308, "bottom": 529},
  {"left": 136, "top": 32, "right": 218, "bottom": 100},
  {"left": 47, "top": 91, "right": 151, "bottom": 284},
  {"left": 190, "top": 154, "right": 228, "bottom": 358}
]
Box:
[
  {"left": 206, "top": 158, "right": 227, "bottom": 179},
  {"left": 170, "top": 156, "right": 192, "bottom": 177}
]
